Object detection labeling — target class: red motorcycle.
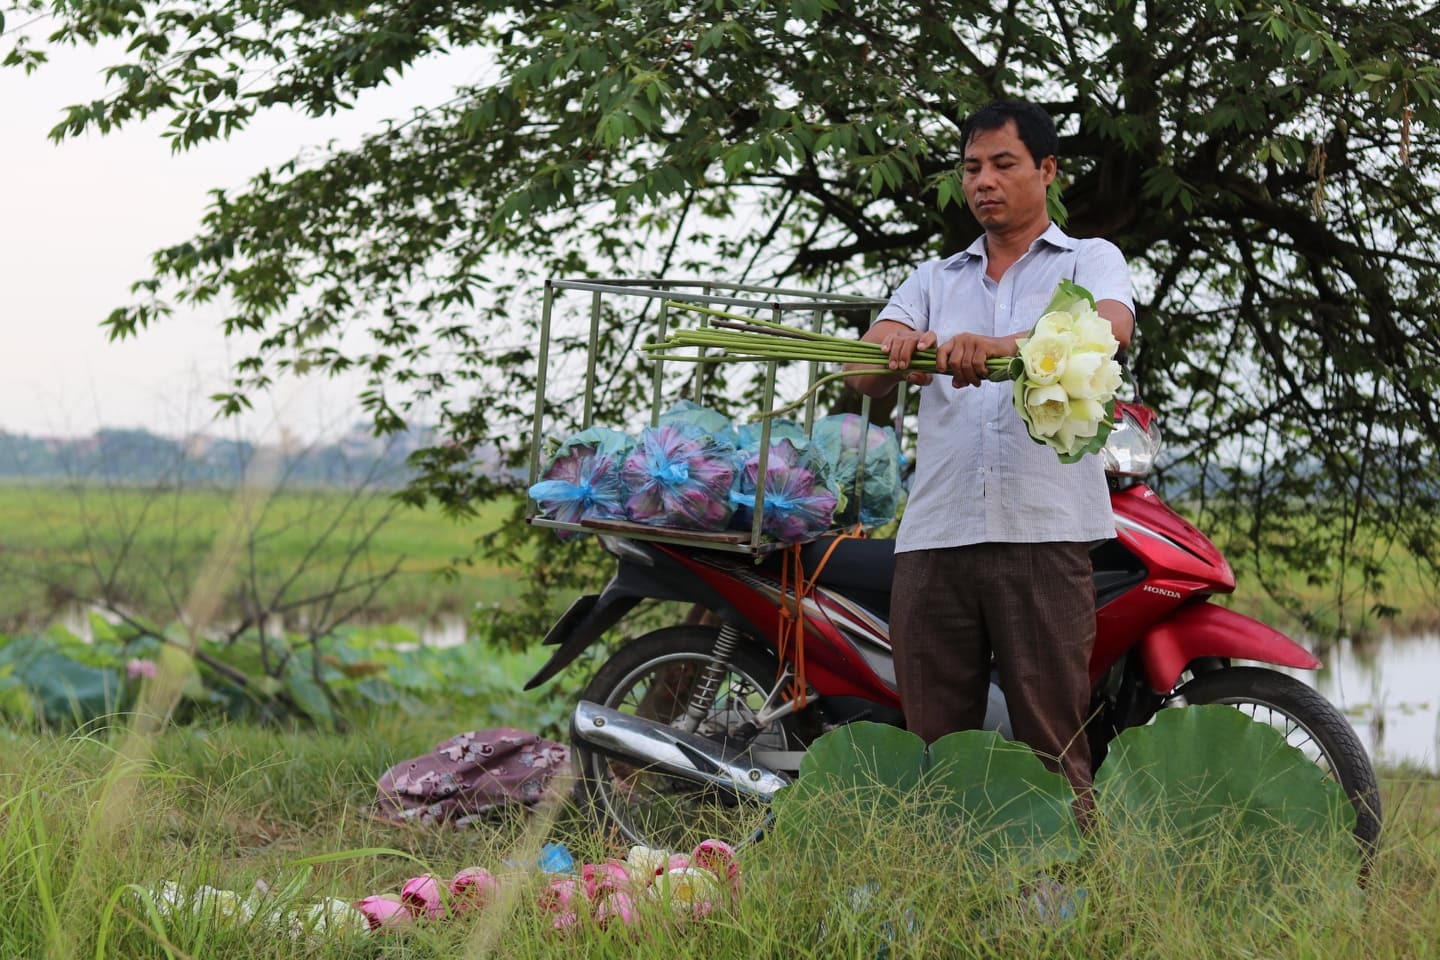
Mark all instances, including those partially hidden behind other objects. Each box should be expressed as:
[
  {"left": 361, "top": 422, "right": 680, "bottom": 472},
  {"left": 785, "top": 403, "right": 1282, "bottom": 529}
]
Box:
[{"left": 525, "top": 402, "right": 1380, "bottom": 853}]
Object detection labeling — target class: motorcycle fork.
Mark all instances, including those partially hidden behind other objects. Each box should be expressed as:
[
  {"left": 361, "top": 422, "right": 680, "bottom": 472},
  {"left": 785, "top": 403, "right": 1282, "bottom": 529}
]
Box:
[
  {"left": 1088, "top": 655, "right": 1166, "bottom": 770},
  {"left": 1115, "top": 655, "right": 1166, "bottom": 727}
]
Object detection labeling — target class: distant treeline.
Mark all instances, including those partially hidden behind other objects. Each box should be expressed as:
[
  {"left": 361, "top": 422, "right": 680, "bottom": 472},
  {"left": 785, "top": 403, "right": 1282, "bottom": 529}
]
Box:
[{"left": 0, "top": 424, "right": 483, "bottom": 488}]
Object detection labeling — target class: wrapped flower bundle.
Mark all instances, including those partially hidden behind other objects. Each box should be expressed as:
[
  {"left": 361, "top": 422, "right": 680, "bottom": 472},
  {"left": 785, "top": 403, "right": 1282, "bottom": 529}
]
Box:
[
  {"left": 732, "top": 415, "right": 808, "bottom": 451},
  {"left": 810, "top": 413, "right": 902, "bottom": 528},
  {"left": 730, "top": 436, "right": 840, "bottom": 542},
  {"left": 657, "top": 399, "right": 741, "bottom": 447},
  {"left": 528, "top": 427, "right": 636, "bottom": 538},
  {"left": 622, "top": 422, "right": 739, "bottom": 531},
  {"left": 531, "top": 405, "right": 902, "bottom": 542}
]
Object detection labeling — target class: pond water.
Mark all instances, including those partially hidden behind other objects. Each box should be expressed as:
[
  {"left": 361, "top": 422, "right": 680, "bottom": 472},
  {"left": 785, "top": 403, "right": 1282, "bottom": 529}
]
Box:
[{"left": 1288, "top": 632, "right": 1440, "bottom": 774}]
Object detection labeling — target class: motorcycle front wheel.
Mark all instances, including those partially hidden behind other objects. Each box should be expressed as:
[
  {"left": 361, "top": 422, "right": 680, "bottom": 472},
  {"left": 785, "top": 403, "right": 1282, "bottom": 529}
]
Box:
[
  {"left": 1173, "top": 666, "right": 1381, "bottom": 857},
  {"left": 573, "top": 624, "right": 804, "bottom": 851}
]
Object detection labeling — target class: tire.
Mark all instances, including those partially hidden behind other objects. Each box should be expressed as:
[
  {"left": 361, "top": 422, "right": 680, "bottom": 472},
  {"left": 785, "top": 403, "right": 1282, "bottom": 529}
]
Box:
[
  {"left": 573, "top": 624, "right": 801, "bottom": 851},
  {"left": 1173, "top": 666, "right": 1381, "bottom": 858}
]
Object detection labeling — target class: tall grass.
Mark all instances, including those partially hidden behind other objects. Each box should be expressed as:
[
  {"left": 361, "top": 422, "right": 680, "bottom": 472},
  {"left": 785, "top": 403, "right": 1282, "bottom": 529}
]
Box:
[{"left": 2, "top": 717, "right": 1436, "bottom": 959}]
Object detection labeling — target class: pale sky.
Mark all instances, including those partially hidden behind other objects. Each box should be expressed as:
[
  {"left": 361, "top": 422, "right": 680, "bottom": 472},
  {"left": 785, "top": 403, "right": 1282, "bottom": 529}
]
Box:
[{"left": 1, "top": 38, "right": 482, "bottom": 441}]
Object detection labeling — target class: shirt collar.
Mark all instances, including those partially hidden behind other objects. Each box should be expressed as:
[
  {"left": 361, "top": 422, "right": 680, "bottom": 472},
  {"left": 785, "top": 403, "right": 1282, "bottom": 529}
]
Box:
[{"left": 941, "top": 222, "right": 1074, "bottom": 269}]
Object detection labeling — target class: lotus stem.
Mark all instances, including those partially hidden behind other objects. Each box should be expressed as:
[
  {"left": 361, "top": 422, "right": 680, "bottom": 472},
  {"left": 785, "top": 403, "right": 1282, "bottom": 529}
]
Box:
[{"left": 643, "top": 304, "right": 1029, "bottom": 415}]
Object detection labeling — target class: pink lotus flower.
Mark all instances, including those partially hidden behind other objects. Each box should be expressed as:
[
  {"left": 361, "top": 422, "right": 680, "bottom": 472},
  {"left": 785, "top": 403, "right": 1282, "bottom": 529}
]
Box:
[
  {"left": 581, "top": 860, "right": 632, "bottom": 898},
  {"left": 664, "top": 853, "right": 691, "bottom": 872},
  {"left": 354, "top": 894, "right": 413, "bottom": 931},
  {"left": 537, "top": 877, "right": 584, "bottom": 915},
  {"left": 690, "top": 839, "right": 740, "bottom": 888},
  {"left": 595, "top": 889, "right": 640, "bottom": 928},
  {"left": 399, "top": 874, "right": 443, "bottom": 920},
  {"left": 126, "top": 658, "right": 158, "bottom": 680},
  {"left": 448, "top": 867, "right": 499, "bottom": 914}
]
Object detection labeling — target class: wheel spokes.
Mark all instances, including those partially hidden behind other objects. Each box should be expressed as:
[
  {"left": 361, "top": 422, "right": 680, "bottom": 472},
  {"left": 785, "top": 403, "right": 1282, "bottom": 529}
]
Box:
[
  {"left": 589, "top": 655, "right": 779, "bottom": 848},
  {"left": 1223, "top": 700, "right": 1333, "bottom": 777}
]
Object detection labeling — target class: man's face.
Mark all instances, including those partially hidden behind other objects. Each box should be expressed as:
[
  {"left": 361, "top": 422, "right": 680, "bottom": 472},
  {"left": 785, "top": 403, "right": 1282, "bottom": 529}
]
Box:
[{"left": 961, "top": 119, "right": 1057, "bottom": 234}]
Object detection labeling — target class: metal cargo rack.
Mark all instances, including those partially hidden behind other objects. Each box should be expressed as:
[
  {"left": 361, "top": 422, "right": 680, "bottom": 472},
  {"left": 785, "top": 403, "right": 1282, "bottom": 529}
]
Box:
[{"left": 526, "top": 277, "right": 901, "bottom": 555}]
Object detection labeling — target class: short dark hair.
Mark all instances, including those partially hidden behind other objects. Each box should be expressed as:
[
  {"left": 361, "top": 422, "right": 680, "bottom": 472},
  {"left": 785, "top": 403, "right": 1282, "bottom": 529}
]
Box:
[{"left": 961, "top": 100, "right": 1059, "bottom": 168}]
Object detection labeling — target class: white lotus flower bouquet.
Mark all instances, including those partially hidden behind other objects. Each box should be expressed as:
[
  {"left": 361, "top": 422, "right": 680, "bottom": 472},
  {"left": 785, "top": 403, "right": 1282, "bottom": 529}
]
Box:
[
  {"left": 984, "top": 279, "right": 1124, "bottom": 462},
  {"left": 643, "top": 280, "right": 1124, "bottom": 464}
]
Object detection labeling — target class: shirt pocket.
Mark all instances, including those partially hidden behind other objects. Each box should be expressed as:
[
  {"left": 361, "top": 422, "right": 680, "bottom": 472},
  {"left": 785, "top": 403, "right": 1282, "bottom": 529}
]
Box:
[{"left": 1008, "top": 288, "right": 1055, "bottom": 336}]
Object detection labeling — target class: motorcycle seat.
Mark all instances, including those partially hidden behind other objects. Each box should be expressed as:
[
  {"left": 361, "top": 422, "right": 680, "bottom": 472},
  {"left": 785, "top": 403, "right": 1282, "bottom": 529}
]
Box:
[
  {"left": 769, "top": 536, "right": 1143, "bottom": 619},
  {"left": 761, "top": 535, "right": 897, "bottom": 619}
]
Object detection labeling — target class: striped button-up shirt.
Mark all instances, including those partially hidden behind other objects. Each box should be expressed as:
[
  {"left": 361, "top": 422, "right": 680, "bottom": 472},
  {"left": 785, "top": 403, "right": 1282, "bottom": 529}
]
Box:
[{"left": 876, "top": 223, "right": 1135, "bottom": 553}]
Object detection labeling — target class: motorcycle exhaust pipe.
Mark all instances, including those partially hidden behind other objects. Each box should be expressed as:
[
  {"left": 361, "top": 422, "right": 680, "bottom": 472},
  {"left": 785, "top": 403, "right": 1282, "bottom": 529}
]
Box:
[{"left": 571, "top": 700, "right": 791, "bottom": 800}]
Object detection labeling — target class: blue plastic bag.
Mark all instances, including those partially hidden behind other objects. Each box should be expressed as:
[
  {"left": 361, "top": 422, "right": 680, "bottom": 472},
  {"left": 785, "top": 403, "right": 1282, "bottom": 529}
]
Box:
[
  {"left": 731, "top": 436, "right": 841, "bottom": 543},
  {"left": 657, "top": 400, "right": 740, "bottom": 447},
  {"left": 733, "top": 416, "right": 807, "bottom": 451},
  {"left": 811, "top": 414, "right": 902, "bottom": 528},
  {"left": 528, "top": 427, "right": 636, "bottom": 538},
  {"left": 622, "top": 422, "right": 739, "bottom": 531}
]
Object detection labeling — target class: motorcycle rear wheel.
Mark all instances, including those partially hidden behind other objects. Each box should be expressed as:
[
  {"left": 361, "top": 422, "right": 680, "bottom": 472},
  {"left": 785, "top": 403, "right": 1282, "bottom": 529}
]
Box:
[
  {"left": 573, "top": 624, "right": 803, "bottom": 851},
  {"left": 1173, "top": 666, "right": 1381, "bottom": 857}
]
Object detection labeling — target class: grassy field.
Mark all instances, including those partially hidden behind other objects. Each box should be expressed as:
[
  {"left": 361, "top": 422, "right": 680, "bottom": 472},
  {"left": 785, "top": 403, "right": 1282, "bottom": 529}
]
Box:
[
  {"left": 0, "top": 484, "right": 525, "bottom": 632},
  {"left": 2, "top": 482, "right": 1438, "bottom": 639},
  {"left": 1, "top": 709, "right": 1436, "bottom": 960}
]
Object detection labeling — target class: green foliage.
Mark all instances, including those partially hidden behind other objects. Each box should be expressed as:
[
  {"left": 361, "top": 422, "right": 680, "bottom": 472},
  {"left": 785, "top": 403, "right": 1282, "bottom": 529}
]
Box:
[
  {"left": 0, "top": 620, "right": 570, "bottom": 734},
  {"left": 0, "top": 631, "right": 127, "bottom": 727},
  {"left": 5, "top": 0, "right": 1440, "bottom": 632},
  {"left": 0, "top": 719, "right": 1435, "bottom": 959},
  {"left": 0, "top": 484, "right": 522, "bottom": 631},
  {"left": 923, "top": 731, "right": 1084, "bottom": 864},
  {"left": 789, "top": 718, "right": 928, "bottom": 793},
  {"left": 1094, "top": 705, "right": 1357, "bottom": 862}
]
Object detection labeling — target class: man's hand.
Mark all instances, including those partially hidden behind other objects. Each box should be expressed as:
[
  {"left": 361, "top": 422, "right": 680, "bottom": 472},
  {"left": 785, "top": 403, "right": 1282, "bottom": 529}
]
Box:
[
  {"left": 848, "top": 320, "right": 935, "bottom": 397},
  {"left": 935, "top": 332, "right": 1020, "bottom": 388},
  {"left": 879, "top": 327, "right": 938, "bottom": 385}
]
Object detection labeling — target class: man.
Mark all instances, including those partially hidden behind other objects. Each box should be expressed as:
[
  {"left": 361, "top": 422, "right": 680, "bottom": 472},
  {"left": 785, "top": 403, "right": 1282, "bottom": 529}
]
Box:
[{"left": 848, "top": 100, "right": 1135, "bottom": 797}]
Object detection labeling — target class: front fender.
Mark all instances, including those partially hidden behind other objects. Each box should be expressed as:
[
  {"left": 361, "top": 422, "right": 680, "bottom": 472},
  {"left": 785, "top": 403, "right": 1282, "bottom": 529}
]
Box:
[
  {"left": 522, "top": 590, "right": 640, "bottom": 691},
  {"left": 1139, "top": 602, "right": 1321, "bottom": 694}
]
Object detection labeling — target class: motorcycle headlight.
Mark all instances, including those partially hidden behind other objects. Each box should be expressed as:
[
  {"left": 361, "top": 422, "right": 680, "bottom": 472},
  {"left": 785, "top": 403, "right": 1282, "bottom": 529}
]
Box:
[{"left": 1102, "top": 402, "right": 1163, "bottom": 478}]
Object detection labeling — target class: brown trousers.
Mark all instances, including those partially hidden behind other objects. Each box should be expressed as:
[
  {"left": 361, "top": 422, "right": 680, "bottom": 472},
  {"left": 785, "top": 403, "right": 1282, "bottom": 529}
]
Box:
[{"left": 890, "top": 542, "right": 1096, "bottom": 795}]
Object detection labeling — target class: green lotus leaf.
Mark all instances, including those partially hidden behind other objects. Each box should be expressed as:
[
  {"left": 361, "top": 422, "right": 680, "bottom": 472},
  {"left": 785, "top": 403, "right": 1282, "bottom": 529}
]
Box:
[
  {"left": 0, "top": 635, "right": 120, "bottom": 727},
  {"left": 770, "top": 721, "right": 926, "bottom": 849},
  {"left": 771, "top": 706, "right": 1357, "bottom": 877},
  {"left": 1042, "top": 278, "right": 1097, "bottom": 314},
  {"left": 922, "top": 730, "right": 1081, "bottom": 864},
  {"left": 797, "top": 720, "right": 928, "bottom": 792},
  {"left": 1094, "top": 705, "right": 1356, "bottom": 857},
  {"left": 773, "top": 722, "right": 1077, "bottom": 865}
]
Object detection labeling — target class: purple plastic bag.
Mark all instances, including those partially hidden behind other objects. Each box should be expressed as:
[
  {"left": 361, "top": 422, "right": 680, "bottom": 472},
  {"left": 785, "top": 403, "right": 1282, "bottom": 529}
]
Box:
[
  {"left": 528, "top": 427, "right": 635, "bottom": 538},
  {"left": 731, "top": 437, "right": 840, "bottom": 543},
  {"left": 622, "top": 422, "right": 738, "bottom": 530}
]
